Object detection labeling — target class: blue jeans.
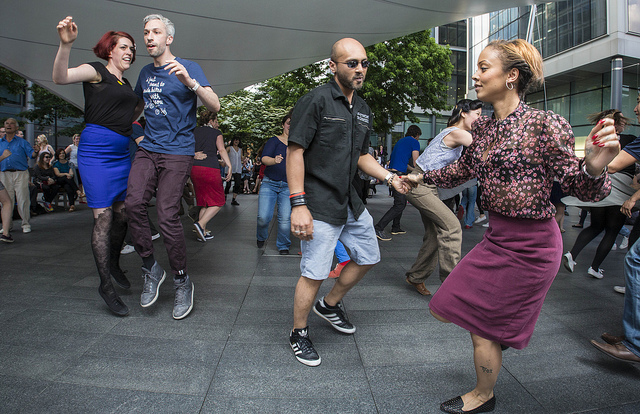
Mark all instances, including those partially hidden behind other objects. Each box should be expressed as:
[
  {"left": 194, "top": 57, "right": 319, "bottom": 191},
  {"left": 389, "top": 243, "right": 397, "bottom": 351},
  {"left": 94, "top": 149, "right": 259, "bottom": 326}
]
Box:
[
  {"left": 256, "top": 177, "right": 291, "bottom": 251},
  {"left": 460, "top": 185, "right": 477, "bottom": 227},
  {"left": 623, "top": 238, "right": 640, "bottom": 358}
]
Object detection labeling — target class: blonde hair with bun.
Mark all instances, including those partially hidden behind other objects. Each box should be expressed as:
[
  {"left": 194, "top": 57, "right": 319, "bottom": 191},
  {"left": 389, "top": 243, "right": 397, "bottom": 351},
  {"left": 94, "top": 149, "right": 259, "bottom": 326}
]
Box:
[{"left": 488, "top": 39, "right": 544, "bottom": 96}]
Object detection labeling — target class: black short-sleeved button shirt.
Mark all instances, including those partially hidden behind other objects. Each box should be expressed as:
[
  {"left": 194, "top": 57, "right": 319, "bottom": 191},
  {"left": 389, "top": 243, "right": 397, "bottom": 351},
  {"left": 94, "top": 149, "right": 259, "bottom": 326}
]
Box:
[{"left": 288, "top": 79, "right": 372, "bottom": 225}]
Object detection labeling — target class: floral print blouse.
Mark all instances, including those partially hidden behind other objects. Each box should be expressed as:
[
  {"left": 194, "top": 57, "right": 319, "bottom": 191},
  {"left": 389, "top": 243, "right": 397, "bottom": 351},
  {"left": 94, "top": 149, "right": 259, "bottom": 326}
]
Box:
[{"left": 423, "top": 101, "right": 611, "bottom": 220}]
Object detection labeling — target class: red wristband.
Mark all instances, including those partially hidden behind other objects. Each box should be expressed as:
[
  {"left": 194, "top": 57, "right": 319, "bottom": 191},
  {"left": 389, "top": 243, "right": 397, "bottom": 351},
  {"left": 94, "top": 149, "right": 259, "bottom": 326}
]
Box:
[{"left": 289, "top": 192, "right": 305, "bottom": 198}]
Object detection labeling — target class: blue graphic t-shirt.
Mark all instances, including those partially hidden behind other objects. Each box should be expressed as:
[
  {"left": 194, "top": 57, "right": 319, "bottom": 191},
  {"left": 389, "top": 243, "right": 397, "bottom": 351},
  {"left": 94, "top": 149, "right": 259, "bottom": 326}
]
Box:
[{"left": 134, "top": 57, "right": 210, "bottom": 156}]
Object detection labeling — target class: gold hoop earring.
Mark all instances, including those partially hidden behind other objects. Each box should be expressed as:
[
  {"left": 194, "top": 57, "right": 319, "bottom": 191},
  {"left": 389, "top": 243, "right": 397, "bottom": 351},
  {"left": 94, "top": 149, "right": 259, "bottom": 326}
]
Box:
[{"left": 506, "top": 80, "right": 514, "bottom": 91}]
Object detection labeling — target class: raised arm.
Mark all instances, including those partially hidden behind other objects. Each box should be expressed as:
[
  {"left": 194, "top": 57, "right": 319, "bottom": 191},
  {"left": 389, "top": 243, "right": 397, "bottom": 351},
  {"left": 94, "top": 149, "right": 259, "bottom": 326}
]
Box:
[{"left": 52, "top": 16, "right": 100, "bottom": 85}]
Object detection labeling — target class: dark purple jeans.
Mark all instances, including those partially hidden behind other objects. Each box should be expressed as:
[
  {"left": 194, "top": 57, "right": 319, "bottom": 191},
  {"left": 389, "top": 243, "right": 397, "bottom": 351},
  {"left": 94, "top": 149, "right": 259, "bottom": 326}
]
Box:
[{"left": 125, "top": 147, "right": 193, "bottom": 276}]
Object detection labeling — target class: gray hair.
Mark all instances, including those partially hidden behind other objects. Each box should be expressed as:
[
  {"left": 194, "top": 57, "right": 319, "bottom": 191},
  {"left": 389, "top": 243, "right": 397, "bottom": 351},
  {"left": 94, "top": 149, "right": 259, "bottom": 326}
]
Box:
[{"left": 143, "top": 14, "right": 175, "bottom": 37}]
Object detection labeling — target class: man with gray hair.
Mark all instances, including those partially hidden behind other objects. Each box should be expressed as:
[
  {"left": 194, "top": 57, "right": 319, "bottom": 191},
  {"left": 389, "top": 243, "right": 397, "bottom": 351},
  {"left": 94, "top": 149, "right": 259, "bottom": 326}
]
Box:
[
  {"left": 125, "top": 14, "right": 220, "bottom": 320},
  {"left": 0, "top": 118, "right": 35, "bottom": 234}
]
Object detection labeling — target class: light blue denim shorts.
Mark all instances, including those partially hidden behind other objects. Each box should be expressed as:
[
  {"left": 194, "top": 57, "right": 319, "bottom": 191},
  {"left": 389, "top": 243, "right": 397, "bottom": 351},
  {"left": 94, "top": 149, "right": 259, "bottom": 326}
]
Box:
[{"left": 300, "top": 208, "right": 380, "bottom": 280}]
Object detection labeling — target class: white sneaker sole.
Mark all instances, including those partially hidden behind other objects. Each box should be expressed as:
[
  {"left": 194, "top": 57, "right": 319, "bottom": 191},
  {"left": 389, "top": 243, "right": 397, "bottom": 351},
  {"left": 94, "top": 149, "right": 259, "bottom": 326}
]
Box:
[
  {"left": 290, "top": 342, "right": 321, "bottom": 367},
  {"left": 312, "top": 305, "right": 356, "bottom": 334},
  {"left": 140, "top": 271, "right": 166, "bottom": 308},
  {"left": 173, "top": 283, "right": 194, "bottom": 320}
]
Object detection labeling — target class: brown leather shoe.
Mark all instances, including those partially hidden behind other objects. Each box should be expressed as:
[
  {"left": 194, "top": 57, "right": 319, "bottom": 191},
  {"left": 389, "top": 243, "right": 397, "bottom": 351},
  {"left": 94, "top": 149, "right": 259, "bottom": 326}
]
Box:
[
  {"left": 601, "top": 332, "right": 625, "bottom": 345},
  {"left": 406, "top": 277, "right": 431, "bottom": 296},
  {"left": 590, "top": 340, "right": 640, "bottom": 363}
]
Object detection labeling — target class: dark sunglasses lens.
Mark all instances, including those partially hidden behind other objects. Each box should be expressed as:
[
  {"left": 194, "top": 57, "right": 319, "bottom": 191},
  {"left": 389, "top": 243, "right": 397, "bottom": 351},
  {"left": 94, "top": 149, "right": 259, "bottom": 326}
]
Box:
[{"left": 346, "top": 60, "right": 369, "bottom": 68}]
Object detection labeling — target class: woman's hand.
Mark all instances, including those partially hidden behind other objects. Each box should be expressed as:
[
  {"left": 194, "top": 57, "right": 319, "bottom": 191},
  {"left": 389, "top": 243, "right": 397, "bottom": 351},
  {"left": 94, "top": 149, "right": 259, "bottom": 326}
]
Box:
[
  {"left": 403, "top": 173, "right": 423, "bottom": 186},
  {"left": 57, "top": 16, "right": 78, "bottom": 45},
  {"left": 584, "top": 118, "right": 620, "bottom": 176}
]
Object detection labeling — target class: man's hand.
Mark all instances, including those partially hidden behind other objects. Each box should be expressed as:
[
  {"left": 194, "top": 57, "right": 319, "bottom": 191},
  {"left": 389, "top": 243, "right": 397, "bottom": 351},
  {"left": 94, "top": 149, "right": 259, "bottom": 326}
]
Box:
[
  {"left": 621, "top": 198, "right": 636, "bottom": 218},
  {"left": 2, "top": 149, "right": 11, "bottom": 158},
  {"left": 403, "top": 173, "right": 422, "bottom": 187},
  {"left": 164, "top": 59, "right": 194, "bottom": 87},
  {"left": 391, "top": 175, "right": 412, "bottom": 194},
  {"left": 291, "top": 205, "right": 314, "bottom": 241}
]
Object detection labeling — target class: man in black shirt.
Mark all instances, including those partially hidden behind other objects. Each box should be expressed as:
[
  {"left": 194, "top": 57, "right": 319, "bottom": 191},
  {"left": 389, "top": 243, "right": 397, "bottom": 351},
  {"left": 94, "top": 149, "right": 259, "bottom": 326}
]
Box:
[{"left": 286, "top": 38, "right": 409, "bottom": 366}]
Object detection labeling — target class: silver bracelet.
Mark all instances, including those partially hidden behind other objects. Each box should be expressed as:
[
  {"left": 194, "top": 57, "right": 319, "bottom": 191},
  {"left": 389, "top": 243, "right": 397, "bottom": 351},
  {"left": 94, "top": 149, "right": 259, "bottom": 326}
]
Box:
[
  {"left": 582, "top": 164, "right": 607, "bottom": 179},
  {"left": 189, "top": 80, "right": 200, "bottom": 93}
]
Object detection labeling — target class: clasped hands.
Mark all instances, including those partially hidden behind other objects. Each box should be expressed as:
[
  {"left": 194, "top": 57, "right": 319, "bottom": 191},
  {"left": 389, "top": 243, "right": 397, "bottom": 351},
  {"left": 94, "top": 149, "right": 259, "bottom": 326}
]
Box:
[{"left": 392, "top": 174, "right": 421, "bottom": 193}]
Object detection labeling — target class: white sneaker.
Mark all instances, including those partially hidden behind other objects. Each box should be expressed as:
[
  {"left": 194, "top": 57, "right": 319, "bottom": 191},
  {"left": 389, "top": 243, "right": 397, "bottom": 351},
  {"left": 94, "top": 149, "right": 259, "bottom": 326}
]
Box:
[
  {"left": 620, "top": 236, "right": 629, "bottom": 250},
  {"left": 587, "top": 266, "right": 604, "bottom": 279},
  {"left": 482, "top": 222, "right": 489, "bottom": 227},
  {"left": 614, "top": 286, "right": 626, "bottom": 294},
  {"left": 151, "top": 233, "right": 161, "bottom": 241},
  {"left": 120, "top": 244, "right": 135, "bottom": 254},
  {"left": 474, "top": 215, "right": 486, "bottom": 224},
  {"left": 563, "top": 252, "right": 576, "bottom": 273},
  {"left": 611, "top": 244, "right": 618, "bottom": 251},
  {"left": 22, "top": 225, "right": 31, "bottom": 233}
]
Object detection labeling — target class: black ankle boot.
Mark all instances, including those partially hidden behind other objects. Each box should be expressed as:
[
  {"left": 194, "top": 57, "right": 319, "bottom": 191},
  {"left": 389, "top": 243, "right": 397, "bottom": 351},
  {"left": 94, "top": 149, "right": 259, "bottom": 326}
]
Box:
[{"left": 98, "top": 285, "right": 129, "bottom": 316}]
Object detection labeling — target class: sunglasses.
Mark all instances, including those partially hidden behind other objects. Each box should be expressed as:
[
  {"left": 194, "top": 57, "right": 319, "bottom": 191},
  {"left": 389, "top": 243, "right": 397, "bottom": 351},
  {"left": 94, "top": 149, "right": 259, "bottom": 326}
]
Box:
[{"left": 335, "top": 59, "right": 369, "bottom": 69}]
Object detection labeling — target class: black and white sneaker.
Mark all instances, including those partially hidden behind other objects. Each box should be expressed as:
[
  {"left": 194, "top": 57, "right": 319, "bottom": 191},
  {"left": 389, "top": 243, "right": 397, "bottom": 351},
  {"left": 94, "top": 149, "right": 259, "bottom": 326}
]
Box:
[
  {"left": 313, "top": 296, "right": 356, "bottom": 334},
  {"left": 290, "top": 327, "right": 321, "bottom": 366},
  {"left": 193, "top": 222, "right": 206, "bottom": 242}
]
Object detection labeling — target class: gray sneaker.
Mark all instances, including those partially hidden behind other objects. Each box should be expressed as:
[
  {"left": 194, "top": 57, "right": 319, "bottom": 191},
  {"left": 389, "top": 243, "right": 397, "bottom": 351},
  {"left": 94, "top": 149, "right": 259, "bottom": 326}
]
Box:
[
  {"left": 140, "top": 262, "right": 166, "bottom": 307},
  {"left": 173, "top": 275, "right": 194, "bottom": 320}
]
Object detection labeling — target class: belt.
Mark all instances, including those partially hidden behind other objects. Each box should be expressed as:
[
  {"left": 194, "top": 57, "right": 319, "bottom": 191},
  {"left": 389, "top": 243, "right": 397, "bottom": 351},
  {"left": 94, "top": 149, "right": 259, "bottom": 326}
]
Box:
[{"left": 3, "top": 169, "right": 22, "bottom": 172}]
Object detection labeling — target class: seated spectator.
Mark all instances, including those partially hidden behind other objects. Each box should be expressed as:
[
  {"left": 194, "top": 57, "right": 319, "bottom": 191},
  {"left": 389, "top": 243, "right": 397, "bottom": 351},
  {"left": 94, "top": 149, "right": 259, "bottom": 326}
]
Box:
[
  {"left": 53, "top": 148, "right": 82, "bottom": 211},
  {"left": 33, "top": 152, "right": 58, "bottom": 212}
]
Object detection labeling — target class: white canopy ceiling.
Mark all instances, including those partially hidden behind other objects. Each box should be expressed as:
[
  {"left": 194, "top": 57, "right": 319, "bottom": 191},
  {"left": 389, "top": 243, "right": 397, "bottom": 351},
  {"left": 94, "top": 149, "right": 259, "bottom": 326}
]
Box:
[{"left": 1, "top": 0, "right": 536, "bottom": 108}]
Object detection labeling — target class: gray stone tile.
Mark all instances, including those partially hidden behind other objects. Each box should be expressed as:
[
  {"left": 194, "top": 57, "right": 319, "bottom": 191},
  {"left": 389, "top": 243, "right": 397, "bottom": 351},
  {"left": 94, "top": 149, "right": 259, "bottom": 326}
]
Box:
[
  {"left": 21, "top": 382, "right": 204, "bottom": 414},
  {"left": 523, "top": 372, "right": 640, "bottom": 413},
  {"left": 0, "top": 344, "right": 75, "bottom": 381},
  {"left": 57, "top": 354, "right": 215, "bottom": 395},
  {"left": 201, "top": 396, "right": 377, "bottom": 413},
  {"left": 209, "top": 343, "right": 368, "bottom": 398},
  {"left": 0, "top": 374, "right": 51, "bottom": 414}
]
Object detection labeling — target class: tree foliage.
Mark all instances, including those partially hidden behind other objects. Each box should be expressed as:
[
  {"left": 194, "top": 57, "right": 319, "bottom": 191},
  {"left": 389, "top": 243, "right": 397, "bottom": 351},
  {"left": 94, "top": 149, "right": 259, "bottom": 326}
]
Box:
[
  {"left": 0, "top": 67, "right": 26, "bottom": 105},
  {"left": 19, "top": 84, "right": 84, "bottom": 136},
  {"left": 362, "top": 30, "right": 452, "bottom": 135},
  {"left": 257, "top": 62, "right": 329, "bottom": 109},
  {"left": 211, "top": 89, "right": 290, "bottom": 156},
  {"left": 255, "top": 30, "right": 452, "bottom": 136}
]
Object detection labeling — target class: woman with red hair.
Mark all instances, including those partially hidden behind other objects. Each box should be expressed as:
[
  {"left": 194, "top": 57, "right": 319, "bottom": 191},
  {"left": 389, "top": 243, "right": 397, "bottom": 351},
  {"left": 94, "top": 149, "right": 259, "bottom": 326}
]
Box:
[{"left": 53, "top": 16, "right": 143, "bottom": 316}]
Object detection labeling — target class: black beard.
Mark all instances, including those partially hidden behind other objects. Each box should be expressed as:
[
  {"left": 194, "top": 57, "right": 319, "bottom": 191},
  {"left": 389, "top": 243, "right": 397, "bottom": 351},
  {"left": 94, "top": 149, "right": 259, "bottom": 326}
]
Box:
[{"left": 336, "top": 70, "right": 364, "bottom": 91}]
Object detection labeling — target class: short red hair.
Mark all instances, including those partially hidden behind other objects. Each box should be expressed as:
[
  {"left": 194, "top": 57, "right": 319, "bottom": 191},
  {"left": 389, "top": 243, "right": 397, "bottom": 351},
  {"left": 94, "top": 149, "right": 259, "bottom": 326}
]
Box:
[{"left": 93, "top": 31, "right": 136, "bottom": 64}]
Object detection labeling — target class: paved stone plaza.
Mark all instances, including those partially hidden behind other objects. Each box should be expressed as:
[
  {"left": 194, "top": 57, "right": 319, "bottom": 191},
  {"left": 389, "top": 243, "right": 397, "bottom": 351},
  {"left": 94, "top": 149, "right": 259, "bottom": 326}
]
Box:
[{"left": 1, "top": 192, "right": 639, "bottom": 413}]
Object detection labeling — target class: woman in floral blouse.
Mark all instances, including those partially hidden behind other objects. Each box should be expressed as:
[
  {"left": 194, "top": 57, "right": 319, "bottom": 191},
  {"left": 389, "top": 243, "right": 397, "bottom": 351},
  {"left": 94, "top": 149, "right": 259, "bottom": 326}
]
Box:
[{"left": 407, "top": 39, "right": 619, "bottom": 414}]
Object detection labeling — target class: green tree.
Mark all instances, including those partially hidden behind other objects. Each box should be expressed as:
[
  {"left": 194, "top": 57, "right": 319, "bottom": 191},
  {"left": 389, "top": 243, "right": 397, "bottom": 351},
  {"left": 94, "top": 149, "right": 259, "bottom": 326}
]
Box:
[
  {"left": 362, "top": 30, "right": 452, "bottom": 135},
  {"left": 20, "top": 84, "right": 84, "bottom": 137},
  {"left": 256, "top": 30, "right": 452, "bottom": 135},
  {"left": 212, "top": 89, "right": 290, "bottom": 156},
  {"left": 0, "top": 67, "right": 26, "bottom": 105},
  {"left": 257, "top": 62, "right": 329, "bottom": 108}
]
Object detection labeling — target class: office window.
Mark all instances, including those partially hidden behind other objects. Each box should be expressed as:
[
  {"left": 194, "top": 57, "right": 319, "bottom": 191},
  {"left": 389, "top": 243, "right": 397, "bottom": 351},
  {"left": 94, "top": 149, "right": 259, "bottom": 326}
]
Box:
[
  {"left": 534, "top": 0, "right": 607, "bottom": 58},
  {"left": 630, "top": 0, "right": 640, "bottom": 34},
  {"left": 570, "top": 89, "right": 602, "bottom": 125},
  {"left": 439, "top": 21, "right": 467, "bottom": 47}
]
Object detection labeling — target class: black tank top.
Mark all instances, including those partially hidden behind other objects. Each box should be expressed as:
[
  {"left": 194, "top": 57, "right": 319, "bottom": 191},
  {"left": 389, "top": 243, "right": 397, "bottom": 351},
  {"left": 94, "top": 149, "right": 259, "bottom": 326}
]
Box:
[{"left": 83, "top": 62, "right": 139, "bottom": 136}]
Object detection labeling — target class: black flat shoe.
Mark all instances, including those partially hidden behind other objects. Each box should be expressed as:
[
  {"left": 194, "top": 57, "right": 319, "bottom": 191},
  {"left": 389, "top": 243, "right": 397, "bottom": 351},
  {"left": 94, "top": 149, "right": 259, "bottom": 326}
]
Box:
[
  {"left": 111, "top": 268, "right": 131, "bottom": 289},
  {"left": 98, "top": 286, "right": 129, "bottom": 316},
  {"left": 440, "top": 395, "right": 496, "bottom": 413}
]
